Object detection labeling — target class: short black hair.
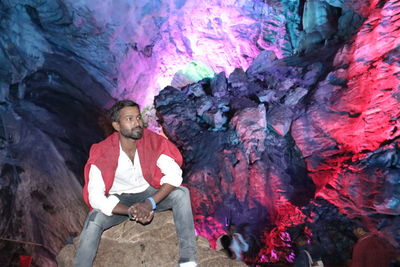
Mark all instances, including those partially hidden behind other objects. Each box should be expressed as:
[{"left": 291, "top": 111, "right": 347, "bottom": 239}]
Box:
[
  {"left": 109, "top": 100, "right": 140, "bottom": 122},
  {"left": 293, "top": 231, "right": 308, "bottom": 243},
  {"left": 220, "top": 235, "right": 231, "bottom": 249},
  {"left": 352, "top": 219, "right": 368, "bottom": 232}
]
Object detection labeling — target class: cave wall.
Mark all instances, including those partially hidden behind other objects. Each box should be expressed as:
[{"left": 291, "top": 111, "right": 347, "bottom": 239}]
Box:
[
  {"left": 154, "top": 0, "right": 400, "bottom": 264},
  {"left": 0, "top": 0, "right": 303, "bottom": 109},
  {"left": 0, "top": 0, "right": 399, "bottom": 266}
]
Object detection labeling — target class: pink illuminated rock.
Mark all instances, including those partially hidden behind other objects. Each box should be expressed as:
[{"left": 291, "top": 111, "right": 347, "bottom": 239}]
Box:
[
  {"left": 230, "top": 105, "right": 267, "bottom": 163},
  {"left": 291, "top": 0, "right": 400, "bottom": 244},
  {"left": 66, "top": 0, "right": 299, "bottom": 108},
  {"left": 1, "top": 0, "right": 400, "bottom": 265}
]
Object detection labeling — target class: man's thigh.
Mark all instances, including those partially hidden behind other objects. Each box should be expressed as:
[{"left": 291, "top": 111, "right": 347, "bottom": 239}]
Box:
[
  {"left": 84, "top": 209, "right": 127, "bottom": 230},
  {"left": 156, "top": 186, "right": 190, "bottom": 211},
  {"left": 116, "top": 187, "right": 158, "bottom": 207}
]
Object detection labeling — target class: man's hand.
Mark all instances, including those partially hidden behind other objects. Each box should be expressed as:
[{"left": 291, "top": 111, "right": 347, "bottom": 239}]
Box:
[
  {"left": 127, "top": 184, "right": 177, "bottom": 224},
  {"left": 128, "top": 201, "right": 154, "bottom": 224}
]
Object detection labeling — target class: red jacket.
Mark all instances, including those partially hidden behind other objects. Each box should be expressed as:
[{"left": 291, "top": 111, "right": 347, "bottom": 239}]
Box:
[
  {"left": 82, "top": 128, "right": 183, "bottom": 209},
  {"left": 351, "top": 233, "right": 398, "bottom": 267}
]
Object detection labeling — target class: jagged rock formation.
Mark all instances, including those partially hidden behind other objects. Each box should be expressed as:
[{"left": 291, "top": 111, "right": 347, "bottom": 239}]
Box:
[
  {"left": 0, "top": 0, "right": 399, "bottom": 266},
  {"left": 57, "top": 211, "right": 246, "bottom": 267},
  {"left": 0, "top": 0, "right": 304, "bottom": 265},
  {"left": 154, "top": 1, "right": 400, "bottom": 264},
  {"left": 0, "top": 0, "right": 372, "bottom": 108},
  {"left": 0, "top": 0, "right": 303, "bottom": 109},
  {"left": 0, "top": 77, "right": 109, "bottom": 266}
]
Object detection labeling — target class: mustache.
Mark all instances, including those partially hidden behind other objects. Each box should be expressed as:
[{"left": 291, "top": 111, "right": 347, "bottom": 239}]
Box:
[{"left": 133, "top": 126, "right": 143, "bottom": 130}]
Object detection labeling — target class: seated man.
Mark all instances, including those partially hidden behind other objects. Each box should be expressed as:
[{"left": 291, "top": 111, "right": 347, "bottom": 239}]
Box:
[{"left": 74, "top": 100, "right": 197, "bottom": 267}]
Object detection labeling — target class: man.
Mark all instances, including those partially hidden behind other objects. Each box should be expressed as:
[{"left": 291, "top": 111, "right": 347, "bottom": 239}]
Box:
[
  {"left": 227, "top": 225, "right": 248, "bottom": 261},
  {"left": 74, "top": 100, "right": 197, "bottom": 267},
  {"left": 351, "top": 223, "right": 398, "bottom": 267},
  {"left": 293, "top": 231, "right": 323, "bottom": 267}
]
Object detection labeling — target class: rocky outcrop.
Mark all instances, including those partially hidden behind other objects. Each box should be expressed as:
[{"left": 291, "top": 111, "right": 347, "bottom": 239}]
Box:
[
  {"left": 153, "top": 1, "right": 400, "bottom": 264},
  {"left": 0, "top": 0, "right": 399, "bottom": 266},
  {"left": 292, "top": 0, "right": 400, "bottom": 230},
  {"left": 0, "top": 64, "right": 111, "bottom": 266},
  {"left": 0, "top": 0, "right": 371, "bottom": 109},
  {"left": 57, "top": 211, "right": 246, "bottom": 267},
  {"left": 0, "top": 0, "right": 304, "bottom": 110}
]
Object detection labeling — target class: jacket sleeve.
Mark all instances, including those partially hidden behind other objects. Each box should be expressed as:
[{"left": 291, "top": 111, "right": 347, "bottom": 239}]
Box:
[
  {"left": 87, "top": 164, "right": 120, "bottom": 216},
  {"left": 157, "top": 154, "right": 183, "bottom": 187}
]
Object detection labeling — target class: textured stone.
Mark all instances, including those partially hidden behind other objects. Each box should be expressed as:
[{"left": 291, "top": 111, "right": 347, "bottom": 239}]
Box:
[
  {"left": 153, "top": 3, "right": 400, "bottom": 261},
  {"left": 56, "top": 211, "right": 246, "bottom": 267},
  {"left": 0, "top": 0, "right": 400, "bottom": 266},
  {"left": 0, "top": 0, "right": 302, "bottom": 109},
  {"left": 0, "top": 66, "right": 110, "bottom": 265},
  {"left": 0, "top": 103, "right": 93, "bottom": 266},
  {"left": 290, "top": 0, "right": 400, "bottom": 253},
  {"left": 155, "top": 61, "right": 317, "bottom": 262},
  {"left": 230, "top": 105, "right": 267, "bottom": 163},
  {"left": 210, "top": 72, "right": 228, "bottom": 98},
  {"left": 267, "top": 106, "right": 294, "bottom": 136},
  {"left": 302, "top": 0, "right": 338, "bottom": 37},
  {"left": 246, "top": 50, "right": 277, "bottom": 76},
  {"left": 228, "top": 68, "right": 247, "bottom": 89}
]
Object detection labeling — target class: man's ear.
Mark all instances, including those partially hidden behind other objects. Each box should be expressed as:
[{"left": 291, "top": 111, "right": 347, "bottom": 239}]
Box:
[{"left": 112, "top": 121, "right": 120, "bottom": 132}]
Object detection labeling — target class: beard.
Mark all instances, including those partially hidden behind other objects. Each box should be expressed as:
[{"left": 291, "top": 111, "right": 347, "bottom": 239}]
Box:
[{"left": 121, "top": 126, "right": 143, "bottom": 139}]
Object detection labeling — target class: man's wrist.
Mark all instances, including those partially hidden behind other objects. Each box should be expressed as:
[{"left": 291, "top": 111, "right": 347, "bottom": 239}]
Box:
[{"left": 146, "top": 197, "right": 157, "bottom": 210}]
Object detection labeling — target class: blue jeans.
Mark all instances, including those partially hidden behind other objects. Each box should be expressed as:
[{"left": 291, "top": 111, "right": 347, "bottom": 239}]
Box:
[{"left": 74, "top": 186, "right": 197, "bottom": 266}]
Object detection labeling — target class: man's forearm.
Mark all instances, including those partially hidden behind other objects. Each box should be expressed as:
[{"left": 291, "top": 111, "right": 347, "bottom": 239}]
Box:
[
  {"left": 111, "top": 183, "right": 176, "bottom": 216},
  {"left": 112, "top": 203, "right": 130, "bottom": 215}
]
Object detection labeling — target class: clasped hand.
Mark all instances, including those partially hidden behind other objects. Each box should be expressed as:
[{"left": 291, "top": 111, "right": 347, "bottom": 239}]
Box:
[{"left": 128, "top": 201, "right": 154, "bottom": 224}]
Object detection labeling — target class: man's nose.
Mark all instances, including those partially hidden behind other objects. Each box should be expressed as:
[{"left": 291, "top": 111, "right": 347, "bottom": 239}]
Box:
[{"left": 133, "top": 118, "right": 141, "bottom": 126}]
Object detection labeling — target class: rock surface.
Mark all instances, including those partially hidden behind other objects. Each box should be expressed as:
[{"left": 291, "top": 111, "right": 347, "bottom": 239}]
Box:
[
  {"left": 0, "top": 0, "right": 399, "bottom": 266},
  {"left": 0, "top": 91, "right": 106, "bottom": 266},
  {"left": 153, "top": 1, "right": 400, "bottom": 264},
  {"left": 0, "top": 0, "right": 371, "bottom": 109},
  {"left": 57, "top": 211, "right": 246, "bottom": 267}
]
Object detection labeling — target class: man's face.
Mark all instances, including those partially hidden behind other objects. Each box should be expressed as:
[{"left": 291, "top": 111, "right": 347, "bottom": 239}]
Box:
[
  {"left": 353, "top": 227, "right": 364, "bottom": 238},
  {"left": 114, "top": 106, "right": 144, "bottom": 139}
]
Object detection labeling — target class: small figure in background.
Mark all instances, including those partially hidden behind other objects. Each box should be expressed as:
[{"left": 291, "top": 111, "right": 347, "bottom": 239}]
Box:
[
  {"left": 216, "top": 234, "right": 234, "bottom": 259},
  {"left": 228, "top": 224, "right": 249, "bottom": 261},
  {"left": 293, "top": 231, "right": 324, "bottom": 267},
  {"left": 350, "top": 222, "right": 399, "bottom": 267},
  {"left": 216, "top": 222, "right": 250, "bottom": 261}
]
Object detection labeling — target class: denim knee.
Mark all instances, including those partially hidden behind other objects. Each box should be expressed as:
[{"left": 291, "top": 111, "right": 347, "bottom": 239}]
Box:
[
  {"left": 80, "top": 212, "right": 106, "bottom": 237},
  {"left": 174, "top": 186, "right": 190, "bottom": 199}
]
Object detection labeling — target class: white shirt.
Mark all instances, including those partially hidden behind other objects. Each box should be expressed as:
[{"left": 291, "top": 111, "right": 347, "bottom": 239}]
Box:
[
  {"left": 88, "top": 144, "right": 183, "bottom": 216},
  {"left": 230, "top": 233, "right": 249, "bottom": 260}
]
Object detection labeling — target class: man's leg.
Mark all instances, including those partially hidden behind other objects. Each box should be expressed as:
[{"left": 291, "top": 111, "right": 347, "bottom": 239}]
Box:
[
  {"left": 74, "top": 210, "right": 126, "bottom": 267},
  {"left": 74, "top": 187, "right": 158, "bottom": 266},
  {"left": 157, "top": 186, "right": 197, "bottom": 263}
]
